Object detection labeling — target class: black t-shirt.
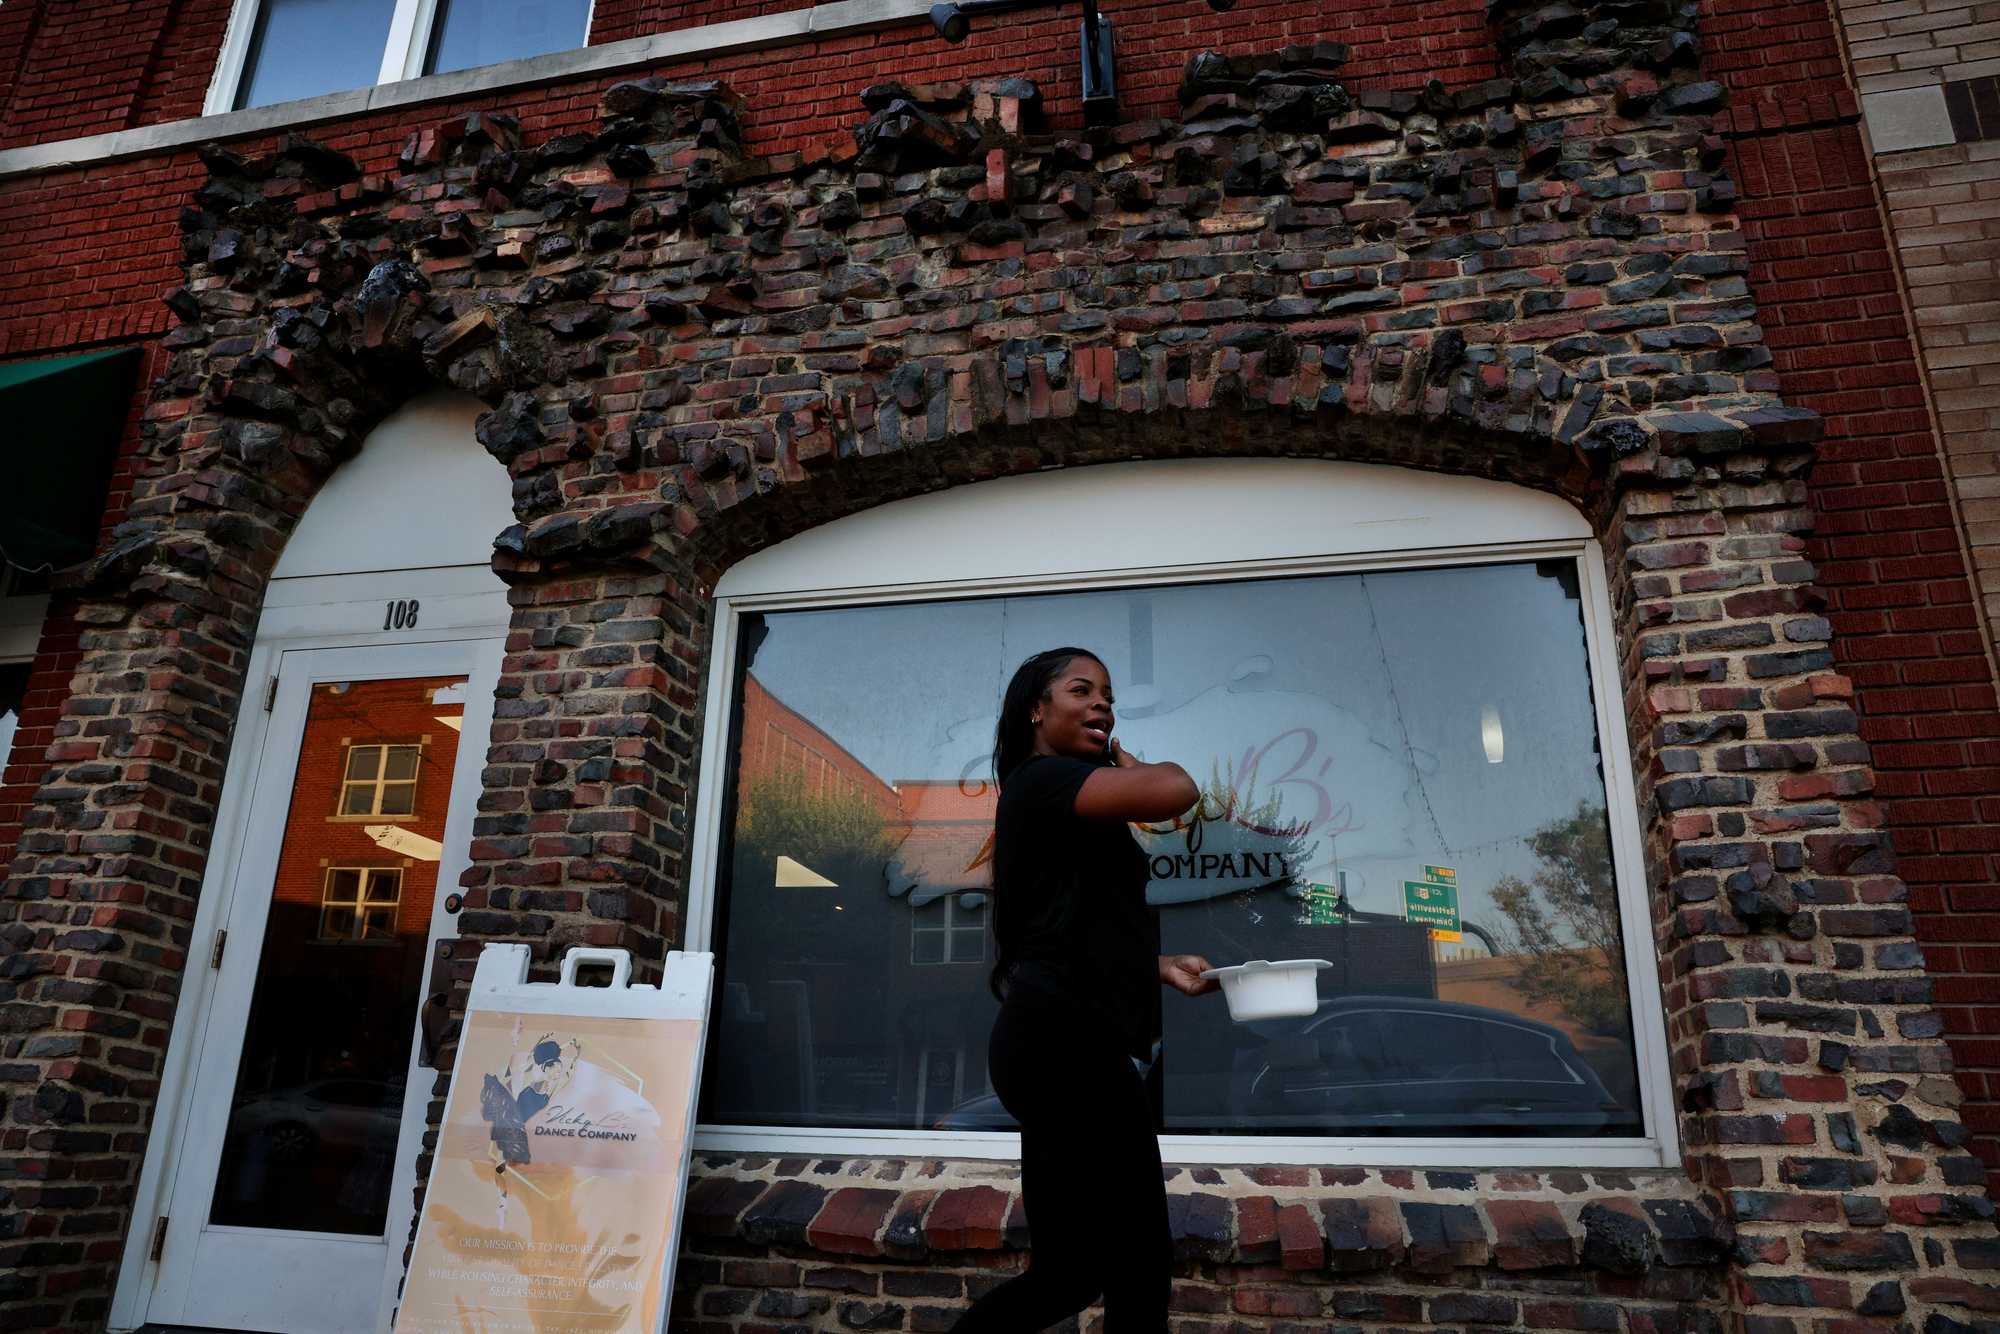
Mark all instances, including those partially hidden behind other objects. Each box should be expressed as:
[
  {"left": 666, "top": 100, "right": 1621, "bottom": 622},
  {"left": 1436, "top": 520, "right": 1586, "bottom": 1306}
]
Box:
[{"left": 993, "top": 753, "right": 1160, "bottom": 1059}]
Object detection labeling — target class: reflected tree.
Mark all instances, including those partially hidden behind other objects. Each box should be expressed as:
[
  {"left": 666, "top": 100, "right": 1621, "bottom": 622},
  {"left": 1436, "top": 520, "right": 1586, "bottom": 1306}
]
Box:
[
  {"left": 1490, "top": 801, "right": 1627, "bottom": 1037},
  {"left": 733, "top": 773, "right": 900, "bottom": 892}
]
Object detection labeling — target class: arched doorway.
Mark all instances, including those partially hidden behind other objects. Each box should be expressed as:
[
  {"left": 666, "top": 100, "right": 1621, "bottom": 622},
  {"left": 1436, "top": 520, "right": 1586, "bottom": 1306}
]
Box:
[{"left": 112, "top": 393, "right": 514, "bottom": 1334}]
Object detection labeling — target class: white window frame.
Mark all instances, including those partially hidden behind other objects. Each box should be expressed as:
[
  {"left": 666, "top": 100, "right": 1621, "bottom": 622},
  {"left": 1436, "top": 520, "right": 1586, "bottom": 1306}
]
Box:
[
  {"left": 318, "top": 864, "right": 405, "bottom": 942},
  {"left": 205, "top": 0, "right": 598, "bottom": 115},
  {"left": 0, "top": 593, "right": 47, "bottom": 776},
  {"left": 334, "top": 740, "right": 423, "bottom": 819},
  {"left": 686, "top": 457, "right": 1680, "bottom": 1169},
  {"left": 910, "top": 894, "right": 986, "bottom": 967}
]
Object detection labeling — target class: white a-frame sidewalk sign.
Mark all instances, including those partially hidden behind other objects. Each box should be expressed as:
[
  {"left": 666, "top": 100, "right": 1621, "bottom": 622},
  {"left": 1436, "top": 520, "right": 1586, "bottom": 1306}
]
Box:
[{"left": 395, "top": 944, "right": 714, "bottom": 1334}]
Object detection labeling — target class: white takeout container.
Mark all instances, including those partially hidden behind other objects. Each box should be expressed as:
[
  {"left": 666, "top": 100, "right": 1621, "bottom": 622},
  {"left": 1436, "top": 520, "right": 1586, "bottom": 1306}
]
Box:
[{"left": 1199, "top": 959, "right": 1334, "bottom": 1021}]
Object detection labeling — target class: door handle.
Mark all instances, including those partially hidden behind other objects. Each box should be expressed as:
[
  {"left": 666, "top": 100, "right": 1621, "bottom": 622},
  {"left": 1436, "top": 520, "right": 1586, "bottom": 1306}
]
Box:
[{"left": 418, "top": 990, "right": 459, "bottom": 1070}]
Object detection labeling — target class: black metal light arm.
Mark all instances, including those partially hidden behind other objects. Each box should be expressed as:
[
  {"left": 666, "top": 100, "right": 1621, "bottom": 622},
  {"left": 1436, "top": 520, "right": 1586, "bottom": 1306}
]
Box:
[{"left": 925, "top": 0, "right": 1232, "bottom": 124}]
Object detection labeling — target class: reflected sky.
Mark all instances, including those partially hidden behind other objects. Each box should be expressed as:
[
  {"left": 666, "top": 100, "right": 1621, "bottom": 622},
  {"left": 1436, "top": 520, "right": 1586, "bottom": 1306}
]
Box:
[
  {"left": 741, "top": 561, "right": 1613, "bottom": 937},
  {"left": 427, "top": 0, "right": 590, "bottom": 75},
  {"left": 236, "top": 0, "right": 396, "bottom": 109}
]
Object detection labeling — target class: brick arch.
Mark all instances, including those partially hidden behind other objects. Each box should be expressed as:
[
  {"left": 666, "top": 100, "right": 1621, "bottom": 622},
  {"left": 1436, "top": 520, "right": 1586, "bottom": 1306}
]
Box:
[{"left": 670, "top": 395, "right": 1610, "bottom": 589}]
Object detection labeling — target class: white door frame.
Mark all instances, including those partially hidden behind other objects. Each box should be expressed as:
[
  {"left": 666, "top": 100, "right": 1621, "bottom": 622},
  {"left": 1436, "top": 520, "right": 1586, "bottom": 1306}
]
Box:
[{"left": 110, "top": 566, "right": 509, "bottom": 1333}]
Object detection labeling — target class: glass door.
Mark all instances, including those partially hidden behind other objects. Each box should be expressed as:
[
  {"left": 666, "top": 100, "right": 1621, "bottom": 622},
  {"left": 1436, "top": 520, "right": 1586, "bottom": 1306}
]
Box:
[{"left": 147, "top": 638, "right": 499, "bottom": 1333}]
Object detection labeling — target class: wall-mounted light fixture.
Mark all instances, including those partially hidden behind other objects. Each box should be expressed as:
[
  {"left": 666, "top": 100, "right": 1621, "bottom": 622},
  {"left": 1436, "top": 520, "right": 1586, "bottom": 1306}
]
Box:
[
  {"left": 928, "top": 2, "right": 973, "bottom": 40},
  {"left": 923, "top": 0, "right": 1137, "bottom": 123}
]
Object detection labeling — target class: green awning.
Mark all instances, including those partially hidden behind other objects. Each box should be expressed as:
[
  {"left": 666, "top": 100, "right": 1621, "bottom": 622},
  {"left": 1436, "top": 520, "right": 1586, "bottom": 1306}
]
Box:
[{"left": 0, "top": 347, "right": 141, "bottom": 572}]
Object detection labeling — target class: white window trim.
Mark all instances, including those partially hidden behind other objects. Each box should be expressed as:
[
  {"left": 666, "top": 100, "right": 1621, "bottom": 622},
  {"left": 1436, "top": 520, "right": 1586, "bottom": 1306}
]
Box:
[
  {"left": 0, "top": 593, "right": 50, "bottom": 778},
  {"left": 208, "top": 0, "right": 598, "bottom": 115},
  {"left": 0, "top": 594, "right": 49, "bottom": 662},
  {"left": 685, "top": 458, "right": 1680, "bottom": 1170}
]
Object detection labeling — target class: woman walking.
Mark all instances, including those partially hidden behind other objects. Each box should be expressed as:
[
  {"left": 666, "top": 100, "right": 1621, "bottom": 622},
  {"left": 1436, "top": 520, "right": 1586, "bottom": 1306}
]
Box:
[{"left": 952, "top": 647, "right": 1218, "bottom": 1333}]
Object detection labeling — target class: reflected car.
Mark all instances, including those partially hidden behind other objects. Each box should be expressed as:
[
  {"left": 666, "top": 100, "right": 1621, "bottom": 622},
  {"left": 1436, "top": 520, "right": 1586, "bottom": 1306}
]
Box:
[
  {"left": 933, "top": 996, "right": 1624, "bottom": 1135},
  {"left": 230, "top": 1078, "right": 405, "bottom": 1160}
]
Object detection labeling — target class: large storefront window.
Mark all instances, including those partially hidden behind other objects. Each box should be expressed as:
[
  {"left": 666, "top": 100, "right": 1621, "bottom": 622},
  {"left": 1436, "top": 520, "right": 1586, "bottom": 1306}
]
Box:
[{"left": 703, "top": 557, "right": 1647, "bottom": 1142}]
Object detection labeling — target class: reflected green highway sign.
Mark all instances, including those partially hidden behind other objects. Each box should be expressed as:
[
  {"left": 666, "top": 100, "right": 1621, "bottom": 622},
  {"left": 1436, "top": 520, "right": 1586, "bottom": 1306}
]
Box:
[{"left": 1402, "top": 879, "right": 1460, "bottom": 933}]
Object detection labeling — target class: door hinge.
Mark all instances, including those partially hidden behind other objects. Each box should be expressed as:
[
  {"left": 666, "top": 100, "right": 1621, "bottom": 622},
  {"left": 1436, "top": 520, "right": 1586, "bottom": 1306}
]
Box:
[
  {"left": 149, "top": 1215, "right": 168, "bottom": 1263},
  {"left": 209, "top": 929, "right": 227, "bottom": 970},
  {"left": 263, "top": 675, "right": 279, "bottom": 712}
]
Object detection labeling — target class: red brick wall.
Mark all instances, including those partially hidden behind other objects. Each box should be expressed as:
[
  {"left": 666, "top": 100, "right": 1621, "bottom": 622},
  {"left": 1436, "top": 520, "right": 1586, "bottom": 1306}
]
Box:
[
  {"left": 0, "top": 0, "right": 1500, "bottom": 153},
  {"left": 0, "top": 0, "right": 180, "bottom": 148},
  {"left": 1699, "top": 0, "right": 1848, "bottom": 106},
  {"left": 737, "top": 673, "right": 900, "bottom": 818},
  {"left": 0, "top": 0, "right": 46, "bottom": 110},
  {"left": 1730, "top": 111, "right": 2000, "bottom": 1189},
  {"left": 1694, "top": 0, "right": 2000, "bottom": 1192},
  {"left": 127, "top": 0, "right": 237, "bottom": 128}
]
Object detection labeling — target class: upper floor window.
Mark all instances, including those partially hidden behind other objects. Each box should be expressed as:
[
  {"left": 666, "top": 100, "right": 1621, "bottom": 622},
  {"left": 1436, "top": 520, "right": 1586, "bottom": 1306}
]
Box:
[
  {"left": 338, "top": 743, "right": 421, "bottom": 817},
  {"left": 425, "top": 0, "right": 593, "bottom": 79},
  {"left": 319, "top": 866, "right": 404, "bottom": 941},
  {"left": 217, "top": 0, "right": 593, "bottom": 113}
]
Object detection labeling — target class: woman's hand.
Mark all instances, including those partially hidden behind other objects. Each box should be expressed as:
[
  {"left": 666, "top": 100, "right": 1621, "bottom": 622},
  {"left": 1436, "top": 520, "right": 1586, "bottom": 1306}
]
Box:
[{"left": 1159, "top": 954, "right": 1220, "bottom": 997}]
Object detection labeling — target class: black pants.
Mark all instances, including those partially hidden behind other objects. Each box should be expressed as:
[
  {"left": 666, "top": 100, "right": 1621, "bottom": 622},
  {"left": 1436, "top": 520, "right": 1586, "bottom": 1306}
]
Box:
[{"left": 950, "top": 999, "right": 1171, "bottom": 1333}]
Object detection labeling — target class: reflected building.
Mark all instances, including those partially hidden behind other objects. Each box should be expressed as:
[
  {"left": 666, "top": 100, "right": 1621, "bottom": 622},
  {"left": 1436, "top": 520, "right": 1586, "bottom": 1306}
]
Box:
[
  {"left": 213, "top": 677, "right": 465, "bottom": 1236},
  {"left": 710, "top": 675, "right": 1001, "bottom": 1129}
]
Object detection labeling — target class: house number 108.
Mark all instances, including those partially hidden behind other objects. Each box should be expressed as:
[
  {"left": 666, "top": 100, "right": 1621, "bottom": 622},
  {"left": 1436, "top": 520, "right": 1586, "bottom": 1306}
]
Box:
[{"left": 382, "top": 599, "right": 421, "bottom": 631}]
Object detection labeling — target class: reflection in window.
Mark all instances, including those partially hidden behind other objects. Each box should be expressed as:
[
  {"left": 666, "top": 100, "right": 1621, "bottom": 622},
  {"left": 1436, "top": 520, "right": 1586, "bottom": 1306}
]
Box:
[
  {"left": 234, "top": 0, "right": 397, "bottom": 110},
  {"left": 912, "top": 895, "right": 987, "bottom": 965},
  {"left": 425, "top": 0, "right": 591, "bottom": 75},
  {"left": 319, "top": 867, "right": 403, "bottom": 941},
  {"left": 339, "top": 743, "right": 420, "bottom": 816},
  {"left": 211, "top": 675, "right": 462, "bottom": 1235},
  {"left": 703, "top": 561, "right": 1645, "bottom": 1140}
]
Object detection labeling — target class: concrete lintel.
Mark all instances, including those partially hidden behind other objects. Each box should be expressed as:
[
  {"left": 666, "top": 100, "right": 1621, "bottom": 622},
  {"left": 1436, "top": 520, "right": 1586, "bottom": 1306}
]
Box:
[
  {"left": 0, "top": 0, "right": 931, "bottom": 181},
  {"left": 1862, "top": 85, "right": 1957, "bottom": 155}
]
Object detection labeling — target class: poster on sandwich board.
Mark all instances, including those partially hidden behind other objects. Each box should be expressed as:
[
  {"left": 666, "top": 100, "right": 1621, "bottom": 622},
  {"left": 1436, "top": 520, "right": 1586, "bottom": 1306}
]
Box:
[{"left": 394, "top": 944, "right": 713, "bottom": 1334}]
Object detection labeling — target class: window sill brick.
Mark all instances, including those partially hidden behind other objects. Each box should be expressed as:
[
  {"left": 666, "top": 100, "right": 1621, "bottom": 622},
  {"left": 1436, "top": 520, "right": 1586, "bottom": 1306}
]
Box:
[{"left": 683, "top": 1155, "right": 1727, "bottom": 1275}]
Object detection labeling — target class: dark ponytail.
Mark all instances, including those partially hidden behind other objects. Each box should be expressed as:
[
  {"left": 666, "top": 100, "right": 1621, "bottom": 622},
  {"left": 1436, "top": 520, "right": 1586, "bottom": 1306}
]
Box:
[{"left": 988, "top": 647, "right": 1102, "bottom": 1000}]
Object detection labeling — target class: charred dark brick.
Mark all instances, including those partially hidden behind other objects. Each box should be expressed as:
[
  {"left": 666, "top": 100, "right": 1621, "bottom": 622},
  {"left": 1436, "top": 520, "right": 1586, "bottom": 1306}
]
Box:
[
  {"left": 740, "top": 1179, "right": 829, "bottom": 1247},
  {"left": 1403, "top": 1201, "right": 1489, "bottom": 1272},
  {"left": 1803, "top": 1230, "right": 1916, "bottom": 1271},
  {"left": 1580, "top": 1204, "right": 1654, "bottom": 1275}
]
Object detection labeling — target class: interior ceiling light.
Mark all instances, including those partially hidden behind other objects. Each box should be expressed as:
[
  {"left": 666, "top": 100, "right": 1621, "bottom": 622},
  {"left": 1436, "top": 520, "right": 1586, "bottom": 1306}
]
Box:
[{"left": 1480, "top": 704, "right": 1505, "bottom": 765}]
